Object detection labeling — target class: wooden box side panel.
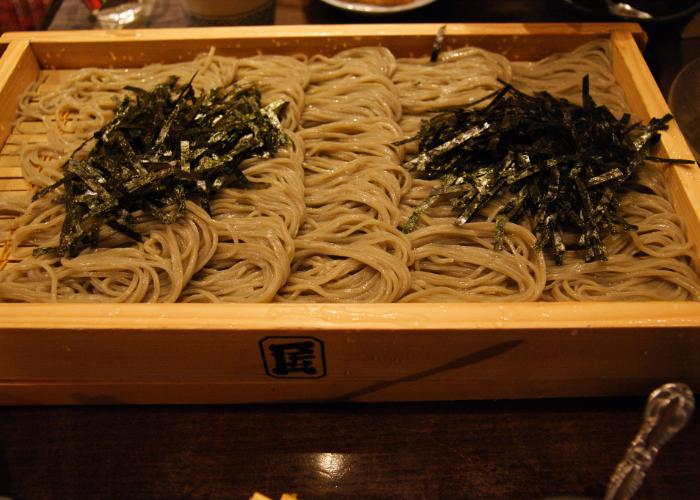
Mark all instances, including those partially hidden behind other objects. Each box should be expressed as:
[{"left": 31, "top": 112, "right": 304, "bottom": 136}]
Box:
[
  {"left": 1, "top": 326, "right": 699, "bottom": 405},
  {"left": 0, "top": 41, "right": 39, "bottom": 149},
  {"left": 0, "top": 303, "right": 699, "bottom": 405},
  {"left": 0, "top": 23, "right": 646, "bottom": 68},
  {"left": 0, "top": 302, "right": 699, "bottom": 404}
]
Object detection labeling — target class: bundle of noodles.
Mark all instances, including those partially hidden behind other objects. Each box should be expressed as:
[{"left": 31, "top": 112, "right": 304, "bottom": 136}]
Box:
[
  {"left": 510, "top": 40, "right": 627, "bottom": 116},
  {"left": 513, "top": 41, "right": 700, "bottom": 300},
  {"left": 0, "top": 51, "right": 308, "bottom": 303},
  {"left": 181, "top": 55, "right": 310, "bottom": 302},
  {"left": 395, "top": 40, "right": 700, "bottom": 301},
  {"left": 16, "top": 50, "right": 237, "bottom": 189},
  {"left": 542, "top": 163, "right": 700, "bottom": 301},
  {"left": 278, "top": 48, "right": 413, "bottom": 302},
  {"left": 0, "top": 200, "right": 217, "bottom": 302},
  {"left": 394, "top": 45, "right": 547, "bottom": 301}
]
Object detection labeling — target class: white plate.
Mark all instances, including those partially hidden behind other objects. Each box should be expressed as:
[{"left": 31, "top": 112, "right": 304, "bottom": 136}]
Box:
[{"left": 320, "top": 0, "right": 437, "bottom": 14}]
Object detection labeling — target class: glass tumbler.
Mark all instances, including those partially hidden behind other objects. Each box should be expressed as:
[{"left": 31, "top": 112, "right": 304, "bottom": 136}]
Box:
[{"left": 82, "top": 0, "right": 155, "bottom": 29}]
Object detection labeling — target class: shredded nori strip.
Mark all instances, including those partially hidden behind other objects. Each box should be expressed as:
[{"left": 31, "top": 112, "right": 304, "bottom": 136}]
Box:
[
  {"left": 34, "top": 78, "right": 288, "bottom": 257},
  {"left": 430, "top": 25, "right": 446, "bottom": 63},
  {"left": 401, "top": 76, "right": 695, "bottom": 264}
]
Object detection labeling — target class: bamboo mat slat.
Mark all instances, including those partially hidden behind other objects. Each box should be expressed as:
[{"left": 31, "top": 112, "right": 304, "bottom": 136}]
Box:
[
  {"left": 1, "top": 144, "right": 20, "bottom": 155},
  {"left": 0, "top": 179, "right": 31, "bottom": 191},
  {"left": 0, "top": 156, "right": 19, "bottom": 167},
  {"left": 0, "top": 166, "right": 22, "bottom": 178}
]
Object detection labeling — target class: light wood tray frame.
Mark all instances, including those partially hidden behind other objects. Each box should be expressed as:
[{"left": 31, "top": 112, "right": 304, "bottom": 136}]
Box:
[{"left": 0, "top": 24, "right": 699, "bottom": 405}]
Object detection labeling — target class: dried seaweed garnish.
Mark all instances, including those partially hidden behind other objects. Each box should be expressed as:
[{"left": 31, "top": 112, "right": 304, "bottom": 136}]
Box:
[
  {"left": 401, "top": 76, "right": 695, "bottom": 264},
  {"left": 430, "top": 25, "right": 446, "bottom": 63},
  {"left": 33, "top": 78, "right": 288, "bottom": 257}
]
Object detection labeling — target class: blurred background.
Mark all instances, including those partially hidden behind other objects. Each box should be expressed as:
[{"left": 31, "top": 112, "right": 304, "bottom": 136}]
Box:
[
  {"left": 0, "top": 0, "right": 692, "bottom": 105},
  {"left": 0, "top": 0, "right": 59, "bottom": 32}
]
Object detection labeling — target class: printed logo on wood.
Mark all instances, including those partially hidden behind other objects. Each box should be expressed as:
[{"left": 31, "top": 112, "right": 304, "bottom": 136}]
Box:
[{"left": 259, "top": 336, "right": 327, "bottom": 379}]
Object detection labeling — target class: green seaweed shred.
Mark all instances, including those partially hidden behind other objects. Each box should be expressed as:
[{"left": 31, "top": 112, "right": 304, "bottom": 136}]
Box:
[
  {"left": 33, "top": 78, "right": 288, "bottom": 257},
  {"left": 430, "top": 25, "right": 446, "bottom": 63},
  {"left": 401, "top": 76, "right": 695, "bottom": 263}
]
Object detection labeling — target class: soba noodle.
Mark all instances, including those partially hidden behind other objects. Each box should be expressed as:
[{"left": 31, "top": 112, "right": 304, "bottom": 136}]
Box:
[
  {"left": 394, "top": 40, "right": 700, "bottom": 302},
  {"left": 277, "top": 48, "right": 413, "bottom": 302},
  {"left": 1, "top": 51, "right": 308, "bottom": 302},
  {"left": 1, "top": 40, "right": 698, "bottom": 302}
]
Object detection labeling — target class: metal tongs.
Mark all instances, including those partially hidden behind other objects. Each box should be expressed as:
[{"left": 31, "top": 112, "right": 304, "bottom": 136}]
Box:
[{"left": 604, "top": 383, "right": 695, "bottom": 500}]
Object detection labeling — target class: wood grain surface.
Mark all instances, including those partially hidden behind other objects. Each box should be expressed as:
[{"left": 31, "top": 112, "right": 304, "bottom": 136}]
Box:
[{"left": 0, "top": 398, "right": 698, "bottom": 499}]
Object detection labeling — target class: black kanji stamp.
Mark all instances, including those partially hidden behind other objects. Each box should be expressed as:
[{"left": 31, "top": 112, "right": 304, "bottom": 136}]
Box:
[{"left": 259, "top": 336, "right": 326, "bottom": 378}]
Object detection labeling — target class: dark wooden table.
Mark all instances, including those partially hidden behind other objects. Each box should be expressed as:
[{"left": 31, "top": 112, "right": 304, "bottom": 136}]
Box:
[
  {"left": 0, "top": 398, "right": 698, "bottom": 499},
  {"left": 0, "top": 1, "right": 694, "bottom": 499}
]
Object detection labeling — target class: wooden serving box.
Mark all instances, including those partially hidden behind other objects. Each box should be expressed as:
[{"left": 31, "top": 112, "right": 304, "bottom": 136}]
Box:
[{"left": 1, "top": 24, "right": 699, "bottom": 405}]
